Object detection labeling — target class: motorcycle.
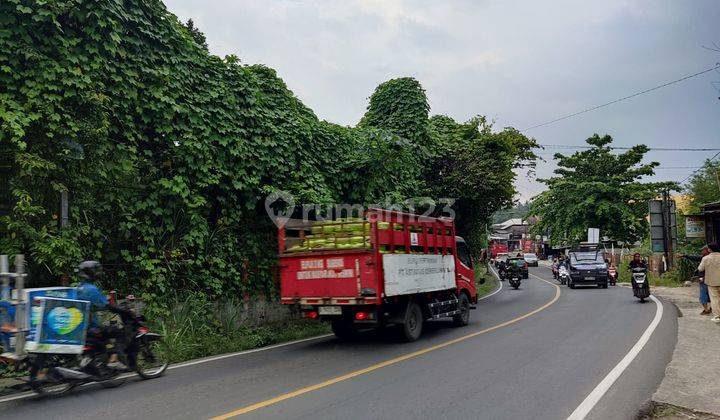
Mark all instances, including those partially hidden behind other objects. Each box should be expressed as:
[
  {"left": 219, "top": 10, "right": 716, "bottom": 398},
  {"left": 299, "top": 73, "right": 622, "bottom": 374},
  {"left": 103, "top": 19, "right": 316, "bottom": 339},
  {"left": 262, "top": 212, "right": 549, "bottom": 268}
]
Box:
[
  {"left": 508, "top": 268, "right": 522, "bottom": 289},
  {"left": 631, "top": 267, "right": 650, "bottom": 303},
  {"left": 26, "top": 302, "right": 168, "bottom": 395},
  {"left": 558, "top": 265, "right": 570, "bottom": 285},
  {"left": 497, "top": 262, "right": 507, "bottom": 282},
  {"left": 607, "top": 266, "right": 618, "bottom": 286}
]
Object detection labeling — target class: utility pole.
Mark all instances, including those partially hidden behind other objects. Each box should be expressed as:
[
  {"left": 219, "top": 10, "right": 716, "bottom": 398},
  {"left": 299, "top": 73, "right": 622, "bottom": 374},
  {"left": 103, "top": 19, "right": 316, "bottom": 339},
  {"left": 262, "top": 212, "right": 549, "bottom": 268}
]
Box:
[
  {"left": 0, "top": 255, "right": 9, "bottom": 300},
  {"left": 14, "top": 254, "right": 26, "bottom": 358},
  {"left": 60, "top": 190, "right": 68, "bottom": 228}
]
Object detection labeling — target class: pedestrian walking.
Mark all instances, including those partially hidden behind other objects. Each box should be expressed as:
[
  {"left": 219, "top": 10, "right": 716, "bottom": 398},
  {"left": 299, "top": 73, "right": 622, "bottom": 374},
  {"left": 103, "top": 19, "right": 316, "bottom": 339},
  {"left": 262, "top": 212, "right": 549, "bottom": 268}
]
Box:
[
  {"left": 698, "top": 246, "right": 712, "bottom": 315},
  {"left": 698, "top": 243, "right": 720, "bottom": 323}
]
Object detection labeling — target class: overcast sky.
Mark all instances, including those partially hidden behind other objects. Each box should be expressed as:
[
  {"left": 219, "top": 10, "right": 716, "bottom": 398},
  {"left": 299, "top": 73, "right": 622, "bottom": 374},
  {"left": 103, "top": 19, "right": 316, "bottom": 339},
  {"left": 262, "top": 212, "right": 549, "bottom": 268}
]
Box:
[{"left": 165, "top": 0, "right": 720, "bottom": 201}]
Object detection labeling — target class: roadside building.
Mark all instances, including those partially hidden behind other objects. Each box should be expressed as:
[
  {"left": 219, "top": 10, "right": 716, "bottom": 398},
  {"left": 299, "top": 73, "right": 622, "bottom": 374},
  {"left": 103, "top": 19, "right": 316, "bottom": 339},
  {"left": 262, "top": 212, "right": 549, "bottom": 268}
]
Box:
[
  {"left": 700, "top": 201, "right": 720, "bottom": 248},
  {"left": 489, "top": 217, "right": 546, "bottom": 257}
]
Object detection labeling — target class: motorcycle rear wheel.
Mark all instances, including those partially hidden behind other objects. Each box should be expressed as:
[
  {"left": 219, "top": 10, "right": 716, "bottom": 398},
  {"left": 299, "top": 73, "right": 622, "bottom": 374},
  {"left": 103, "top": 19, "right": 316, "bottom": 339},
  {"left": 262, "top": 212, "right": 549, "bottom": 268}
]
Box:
[{"left": 135, "top": 340, "right": 169, "bottom": 379}]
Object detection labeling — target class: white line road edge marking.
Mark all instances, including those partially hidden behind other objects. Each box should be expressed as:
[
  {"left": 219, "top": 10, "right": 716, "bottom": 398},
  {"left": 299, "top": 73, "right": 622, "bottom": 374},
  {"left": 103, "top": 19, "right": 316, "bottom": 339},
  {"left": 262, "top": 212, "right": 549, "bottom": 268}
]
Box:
[
  {"left": 0, "top": 334, "right": 334, "bottom": 404},
  {"left": 481, "top": 265, "right": 504, "bottom": 301},
  {"left": 567, "top": 295, "right": 664, "bottom": 420}
]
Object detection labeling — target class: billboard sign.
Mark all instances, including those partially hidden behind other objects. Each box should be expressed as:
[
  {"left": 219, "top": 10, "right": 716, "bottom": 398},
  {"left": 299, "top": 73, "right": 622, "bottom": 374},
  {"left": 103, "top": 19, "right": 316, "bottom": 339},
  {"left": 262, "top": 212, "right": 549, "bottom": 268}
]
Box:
[{"left": 685, "top": 215, "right": 706, "bottom": 238}]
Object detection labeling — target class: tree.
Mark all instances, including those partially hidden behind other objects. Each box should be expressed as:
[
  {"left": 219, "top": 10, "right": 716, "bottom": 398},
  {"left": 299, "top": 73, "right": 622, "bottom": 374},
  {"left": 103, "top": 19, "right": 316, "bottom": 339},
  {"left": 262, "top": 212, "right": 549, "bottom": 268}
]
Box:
[
  {"left": 355, "top": 83, "right": 539, "bottom": 251},
  {"left": 686, "top": 158, "right": 720, "bottom": 212},
  {"left": 425, "top": 116, "right": 538, "bottom": 249},
  {"left": 530, "top": 134, "right": 675, "bottom": 245},
  {"left": 184, "top": 19, "right": 209, "bottom": 51},
  {"left": 358, "top": 77, "right": 431, "bottom": 148}
]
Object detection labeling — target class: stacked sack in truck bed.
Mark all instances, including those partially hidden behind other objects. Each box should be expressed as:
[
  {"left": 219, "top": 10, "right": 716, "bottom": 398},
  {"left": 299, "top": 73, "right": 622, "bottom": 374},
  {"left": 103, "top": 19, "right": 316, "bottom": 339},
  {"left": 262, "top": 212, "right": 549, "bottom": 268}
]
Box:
[{"left": 286, "top": 218, "right": 411, "bottom": 253}]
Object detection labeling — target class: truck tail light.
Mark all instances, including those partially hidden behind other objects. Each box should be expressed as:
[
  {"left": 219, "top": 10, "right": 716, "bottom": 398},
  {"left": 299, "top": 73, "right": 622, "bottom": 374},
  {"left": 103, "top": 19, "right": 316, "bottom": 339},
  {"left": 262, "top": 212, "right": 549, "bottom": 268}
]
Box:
[
  {"left": 355, "top": 311, "right": 369, "bottom": 320},
  {"left": 306, "top": 310, "right": 318, "bottom": 319}
]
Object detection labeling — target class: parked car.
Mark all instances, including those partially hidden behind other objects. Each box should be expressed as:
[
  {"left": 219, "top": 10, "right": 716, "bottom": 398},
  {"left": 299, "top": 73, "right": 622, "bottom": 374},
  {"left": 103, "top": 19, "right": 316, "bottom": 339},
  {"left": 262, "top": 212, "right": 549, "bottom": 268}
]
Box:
[
  {"left": 523, "top": 253, "right": 539, "bottom": 267},
  {"left": 506, "top": 255, "right": 529, "bottom": 279},
  {"left": 567, "top": 250, "right": 608, "bottom": 289}
]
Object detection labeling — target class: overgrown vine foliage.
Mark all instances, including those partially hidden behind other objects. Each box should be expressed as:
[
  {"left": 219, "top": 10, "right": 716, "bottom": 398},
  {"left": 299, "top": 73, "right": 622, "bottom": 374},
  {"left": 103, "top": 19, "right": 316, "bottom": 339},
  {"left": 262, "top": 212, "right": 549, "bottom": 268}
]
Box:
[{"left": 0, "top": 0, "right": 536, "bottom": 306}]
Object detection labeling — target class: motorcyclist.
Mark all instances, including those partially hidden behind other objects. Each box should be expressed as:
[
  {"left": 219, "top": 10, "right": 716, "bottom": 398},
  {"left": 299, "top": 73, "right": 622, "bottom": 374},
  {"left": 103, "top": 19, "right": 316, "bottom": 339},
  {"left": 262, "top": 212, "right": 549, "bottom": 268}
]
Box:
[
  {"left": 76, "top": 261, "right": 132, "bottom": 370},
  {"left": 606, "top": 259, "right": 618, "bottom": 286},
  {"left": 497, "top": 258, "right": 508, "bottom": 280},
  {"left": 506, "top": 258, "right": 522, "bottom": 277},
  {"left": 629, "top": 253, "right": 647, "bottom": 269}
]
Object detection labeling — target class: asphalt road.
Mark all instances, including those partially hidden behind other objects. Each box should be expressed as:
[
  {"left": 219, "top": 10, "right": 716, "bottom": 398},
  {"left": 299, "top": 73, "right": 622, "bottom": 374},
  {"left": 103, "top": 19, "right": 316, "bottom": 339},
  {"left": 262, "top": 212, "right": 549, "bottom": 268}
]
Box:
[{"left": 0, "top": 266, "right": 677, "bottom": 420}]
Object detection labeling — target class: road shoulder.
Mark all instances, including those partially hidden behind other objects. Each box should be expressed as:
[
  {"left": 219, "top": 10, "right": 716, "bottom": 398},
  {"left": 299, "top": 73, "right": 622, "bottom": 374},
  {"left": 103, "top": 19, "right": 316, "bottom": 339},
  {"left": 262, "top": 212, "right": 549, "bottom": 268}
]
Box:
[{"left": 651, "top": 285, "right": 720, "bottom": 417}]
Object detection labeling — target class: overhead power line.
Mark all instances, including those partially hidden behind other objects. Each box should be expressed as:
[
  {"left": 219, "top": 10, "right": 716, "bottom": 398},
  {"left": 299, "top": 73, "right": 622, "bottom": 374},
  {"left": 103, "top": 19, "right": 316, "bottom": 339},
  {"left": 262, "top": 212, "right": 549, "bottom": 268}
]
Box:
[
  {"left": 655, "top": 166, "right": 702, "bottom": 170},
  {"left": 522, "top": 64, "right": 720, "bottom": 132},
  {"left": 538, "top": 144, "right": 720, "bottom": 151},
  {"left": 680, "top": 151, "right": 720, "bottom": 184}
]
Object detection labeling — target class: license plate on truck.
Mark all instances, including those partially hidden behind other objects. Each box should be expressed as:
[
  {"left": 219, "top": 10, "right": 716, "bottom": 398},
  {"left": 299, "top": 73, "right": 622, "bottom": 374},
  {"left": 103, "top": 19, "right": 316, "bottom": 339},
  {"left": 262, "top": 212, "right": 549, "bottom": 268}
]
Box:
[{"left": 318, "top": 306, "right": 342, "bottom": 315}]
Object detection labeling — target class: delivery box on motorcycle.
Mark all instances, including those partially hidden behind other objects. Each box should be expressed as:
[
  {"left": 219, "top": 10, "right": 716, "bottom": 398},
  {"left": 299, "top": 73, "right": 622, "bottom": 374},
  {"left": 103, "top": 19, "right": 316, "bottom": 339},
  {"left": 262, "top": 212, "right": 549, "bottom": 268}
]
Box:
[
  {"left": 13, "top": 287, "right": 78, "bottom": 344},
  {"left": 25, "top": 297, "right": 91, "bottom": 354}
]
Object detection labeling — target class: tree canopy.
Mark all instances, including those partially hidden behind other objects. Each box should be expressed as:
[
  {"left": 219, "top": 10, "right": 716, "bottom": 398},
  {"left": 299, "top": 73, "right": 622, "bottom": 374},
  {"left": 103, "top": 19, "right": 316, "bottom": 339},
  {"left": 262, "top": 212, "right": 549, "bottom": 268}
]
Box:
[
  {"left": 0, "top": 0, "right": 536, "bottom": 304},
  {"left": 530, "top": 134, "right": 674, "bottom": 245},
  {"left": 685, "top": 158, "right": 720, "bottom": 212}
]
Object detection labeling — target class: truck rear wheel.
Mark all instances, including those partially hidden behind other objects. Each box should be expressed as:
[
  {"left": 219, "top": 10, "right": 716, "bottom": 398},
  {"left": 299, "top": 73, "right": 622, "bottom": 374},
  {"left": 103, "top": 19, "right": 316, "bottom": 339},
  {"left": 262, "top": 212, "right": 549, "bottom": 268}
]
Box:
[
  {"left": 400, "top": 302, "right": 423, "bottom": 342},
  {"left": 452, "top": 293, "right": 470, "bottom": 327},
  {"left": 331, "top": 319, "right": 357, "bottom": 340}
]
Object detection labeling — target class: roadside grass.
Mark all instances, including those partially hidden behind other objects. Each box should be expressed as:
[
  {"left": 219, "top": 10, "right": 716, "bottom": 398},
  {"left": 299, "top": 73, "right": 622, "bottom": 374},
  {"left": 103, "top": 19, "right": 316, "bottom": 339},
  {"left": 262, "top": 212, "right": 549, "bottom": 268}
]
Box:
[
  {"left": 617, "top": 260, "right": 683, "bottom": 288},
  {"left": 639, "top": 402, "right": 719, "bottom": 419},
  {"left": 476, "top": 264, "right": 500, "bottom": 297},
  {"left": 157, "top": 317, "right": 330, "bottom": 364},
  {"left": 151, "top": 295, "right": 330, "bottom": 363}
]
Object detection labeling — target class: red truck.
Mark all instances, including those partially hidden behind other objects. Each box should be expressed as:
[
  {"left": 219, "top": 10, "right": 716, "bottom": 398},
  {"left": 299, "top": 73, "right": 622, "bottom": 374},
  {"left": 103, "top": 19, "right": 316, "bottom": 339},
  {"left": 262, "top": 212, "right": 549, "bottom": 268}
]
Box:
[
  {"left": 278, "top": 208, "right": 479, "bottom": 342},
  {"left": 489, "top": 242, "right": 508, "bottom": 260}
]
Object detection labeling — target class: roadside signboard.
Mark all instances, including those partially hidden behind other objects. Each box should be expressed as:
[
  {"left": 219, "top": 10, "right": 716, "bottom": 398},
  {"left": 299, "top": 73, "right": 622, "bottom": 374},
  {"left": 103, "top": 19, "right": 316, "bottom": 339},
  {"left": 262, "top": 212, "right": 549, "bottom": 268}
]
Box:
[
  {"left": 587, "top": 228, "right": 599, "bottom": 244},
  {"left": 649, "top": 199, "right": 677, "bottom": 252},
  {"left": 685, "top": 215, "right": 706, "bottom": 238}
]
